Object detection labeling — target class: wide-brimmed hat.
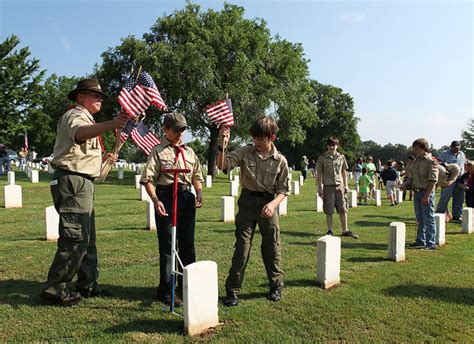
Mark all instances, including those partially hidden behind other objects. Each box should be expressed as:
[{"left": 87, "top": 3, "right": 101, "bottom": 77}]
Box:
[
  {"left": 67, "top": 78, "right": 108, "bottom": 101},
  {"left": 163, "top": 112, "right": 188, "bottom": 131}
]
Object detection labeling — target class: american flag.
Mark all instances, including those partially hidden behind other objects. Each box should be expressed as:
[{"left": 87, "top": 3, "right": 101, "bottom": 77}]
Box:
[
  {"left": 23, "top": 132, "right": 28, "bottom": 151},
  {"left": 119, "top": 119, "right": 137, "bottom": 143},
  {"left": 118, "top": 71, "right": 168, "bottom": 118},
  {"left": 206, "top": 98, "right": 234, "bottom": 127},
  {"left": 130, "top": 121, "right": 161, "bottom": 155}
]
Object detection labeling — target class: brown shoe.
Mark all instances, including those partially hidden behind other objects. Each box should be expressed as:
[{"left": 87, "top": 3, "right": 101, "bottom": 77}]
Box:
[{"left": 157, "top": 293, "right": 183, "bottom": 306}]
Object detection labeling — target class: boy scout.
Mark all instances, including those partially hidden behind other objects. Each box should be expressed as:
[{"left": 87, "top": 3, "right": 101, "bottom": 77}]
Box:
[
  {"left": 316, "top": 137, "right": 359, "bottom": 238},
  {"left": 40, "top": 79, "right": 129, "bottom": 306},
  {"left": 217, "top": 117, "right": 289, "bottom": 307},
  {"left": 402, "top": 138, "right": 439, "bottom": 250},
  {"left": 141, "top": 113, "right": 203, "bottom": 306}
]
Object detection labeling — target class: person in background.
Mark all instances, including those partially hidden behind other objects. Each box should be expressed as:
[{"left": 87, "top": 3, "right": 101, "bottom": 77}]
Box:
[
  {"left": 458, "top": 160, "right": 474, "bottom": 208},
  {"left": 381, "top": 160, "right": 398, "bottom": 206},
  {"left": 353, "top": 158, "right": 363, "bottom": 191},
  {"left": 317, "top": 137, "right": 359, "bottom": 239},
  {"left": 435, "top": 140, "right": 467, "bottom": 222},
  {"left": 357, "top": 167, "right": 372, "bottom": 205},
  {"left": 309, "top": 159, "right": 317, "bottom": 178},
  {"left": 19, "top": 147, "right": 27, "bottom": 170},
  {"left": 402, "top": 138, "right": 438, "bottom": 250},
  {"left": 362, "top": 156, "right": 377, "bottom": 199},
  {"left": 300, "top": 155, "right": 309, "bottom": 181},
  {"left": 0, "top": 144, "right": 11, "bottom": 175},
  {"left": 403, "top": 155, "right": 416, "bottom": 201}
]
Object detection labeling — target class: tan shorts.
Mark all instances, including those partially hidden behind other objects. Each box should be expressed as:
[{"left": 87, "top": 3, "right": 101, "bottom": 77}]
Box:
[{"left": 323, "top": 184, "right": 348, "bottom": 215}]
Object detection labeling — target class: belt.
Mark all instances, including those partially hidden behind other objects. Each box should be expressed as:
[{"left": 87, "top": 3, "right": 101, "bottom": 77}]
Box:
[
  {"left": 156, "top": 184, "right": 191, "bottom": 192},
  {"left": 57, "top": 168, "right": 95, "bottom": 182},
  {"left": 242, "top": 188, "right": 273, "bottom": 198},
  {"left": 413, "top": 188, "right": 426, "bottom": 192}
]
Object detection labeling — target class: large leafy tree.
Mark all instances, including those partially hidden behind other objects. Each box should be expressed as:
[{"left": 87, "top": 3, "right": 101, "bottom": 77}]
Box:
[
  {"left": 0, "top": 35, "right": 45, "bottom": 148},
  {"left": 461, "top": 118, "right": 474, "bottom": 159},
  {"left": 278, "top": 80, "right": 361, "bottom": 167},
  {"left": 96, "top": 3, "right": 315, "bottom": 174}
]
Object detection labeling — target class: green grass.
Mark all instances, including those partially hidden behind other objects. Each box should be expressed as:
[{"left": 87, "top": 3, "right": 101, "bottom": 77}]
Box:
[{"left": 1, "top": 168, "right": 473, "bottom": 342}]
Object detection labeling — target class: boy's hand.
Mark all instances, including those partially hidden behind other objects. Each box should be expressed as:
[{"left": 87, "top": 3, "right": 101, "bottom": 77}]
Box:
[
  {"left": 261, "top": 202, "right": 276, "bottom": 218},
  {"left": 318, "top": 190, "right": 324, "bottom": 199},
  {"left": 195, "top": 189, "right": 203, "bottom": 208},
  {"left": 220, "top": 126, "right": 230, "bottom": 147}
]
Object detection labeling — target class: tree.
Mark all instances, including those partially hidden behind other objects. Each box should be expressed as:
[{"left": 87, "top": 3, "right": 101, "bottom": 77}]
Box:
[
  {"left": 461, "top": 118, "right": 474, "bottom": 159},
  {"left": 96, "top": 3, "right": 315, "bottom": 175},
  {"left": 278, "top": 80, "right": 361, "bottom": 168},
  {"left": 0, "top": 35, "right": 45, "bottom": 148}
]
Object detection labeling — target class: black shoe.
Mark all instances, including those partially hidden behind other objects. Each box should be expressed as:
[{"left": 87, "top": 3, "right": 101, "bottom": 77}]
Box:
[
  {"left": 268, "top": 289, "right": 281, "bottom": 302},
  {"left": 223, "top": 292, "right": 239, "bottom": 307},
  {"left": 157, "top": 293, "right": 183, "bottom": 306},
  {"left": 451, "top": 217, "right": 462, "bottom": 222},
  {"left": 326, "top": 230, "right": 334, "bottom": 236},
  {"left": 408, "top": 242, "right": 425, "bottom": 248},
  {"left": 42, "top": 292, "right": 82, "bottom": 307},
  {"left": 424, "top": 245, "right": 436, "bottom": 251},
  {"left": 342, "top": 230, "right": 359, "bottom": 239},
  {"left": 76, "top": 287, "right": 113, "bottom": 298}
]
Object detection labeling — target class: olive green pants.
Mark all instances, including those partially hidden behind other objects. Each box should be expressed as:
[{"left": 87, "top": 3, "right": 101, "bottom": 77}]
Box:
[
  {"left": 225, "top": 189, "right": 283, "bottom": 294},
  {"left": 41, "top": 169, "right": 98, "bottom": 300}
]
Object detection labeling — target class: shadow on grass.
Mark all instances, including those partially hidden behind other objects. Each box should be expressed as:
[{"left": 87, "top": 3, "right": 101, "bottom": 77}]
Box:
[
  {"left": 105, "top": 319, "right": 183, "bottom": 336},
  {"left": 346, "top": 257, "right": 387, "bottom": 263},
  {"left": 446, "top": 231, "right": 464, "bottom": 235},
  {"left": 383, "top": 284, "right": 474, "bottom": 306},
  {"left": 341, "top": 242, "right": 387, "bottom": 250},
  {"left": 284, "top": 231, "right": 315, "bottom": 238},
  {"left": 355, "top": 220, "right": 392, "bottom": 227},
  {"left": 283, "top": 278, "right": 317, "bottom": 287},
  {"left": 288, "top": 241, "right": 316, "bottom": 247}
]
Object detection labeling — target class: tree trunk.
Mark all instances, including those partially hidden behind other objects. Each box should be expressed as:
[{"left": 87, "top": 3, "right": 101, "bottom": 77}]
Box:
[{"left": 207, "top": 125, "right": 219, "bottom": 177}]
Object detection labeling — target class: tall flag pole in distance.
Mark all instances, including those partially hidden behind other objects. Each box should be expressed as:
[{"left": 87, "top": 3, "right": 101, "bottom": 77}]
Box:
[
  {"left": 205, "top": 95, "right": 234, "bottom": 166},
  {"left": 23, "top": 131, "right": 29, "bottom": 152}
]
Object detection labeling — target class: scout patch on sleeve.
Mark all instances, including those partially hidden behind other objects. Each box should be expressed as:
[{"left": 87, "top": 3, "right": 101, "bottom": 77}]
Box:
[{"left": 50, "top": 179, "right": 58, "bottom": 186}]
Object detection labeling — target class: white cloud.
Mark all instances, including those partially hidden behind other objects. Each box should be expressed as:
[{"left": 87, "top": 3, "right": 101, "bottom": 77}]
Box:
[
  {"left": 339, "top": 11, "right": 366, "bottom": 24},
  {"left": 46, "top": 17, "right": 71, "bottom": 52}
]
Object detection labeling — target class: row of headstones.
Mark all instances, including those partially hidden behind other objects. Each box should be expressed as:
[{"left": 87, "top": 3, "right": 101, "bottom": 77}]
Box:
[
  {"left": 317, "top": 214, "right": 473, "bottom": 289},
  {"left": 116, "top": 164, "right": 145, "bottom": 179},
  {"left": 4, "top": 167, "right": 53, "bottom": 208}
]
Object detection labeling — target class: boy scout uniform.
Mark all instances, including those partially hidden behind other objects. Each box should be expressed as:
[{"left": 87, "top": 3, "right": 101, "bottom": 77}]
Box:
[
  {"left": 316, "top": 152, "right": 348, "bottom": 215},
  {"left": 41, "top": 104, "right": 103, "bottom": 301},
  {"left": 141, "top": 137, "right": 203, "bottom": 298},
  {"left": 406, "top": 152, "right": 439, "bottom": 248},
  {"left": 224, "top": 144, "right": 289, "bottom": 296}
]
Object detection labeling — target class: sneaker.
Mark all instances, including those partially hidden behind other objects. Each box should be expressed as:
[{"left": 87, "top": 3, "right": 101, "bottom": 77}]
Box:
[
  {"left": 267, "top": 289, "right": 282, "bottom": 302},
  {"left": 408, "top": 242, "right": 425, "bottom": 248},
  {"left": 326, "top": 230, "right": 334, "bottom": 236},
  {"left": 76, "top": 287, "right": 113, "bottom": 298},
  {"left": 223, "top": 291, "right": 239, "bottom": 307},
  {"left": 41, "top": 292, "right": 82, "bottom": 307},
  {"left": 424, "top": 246, "right": 436, "bottom": 251},
  {"left": 342, "top": 230, "right": 359, "bottom": 239}
]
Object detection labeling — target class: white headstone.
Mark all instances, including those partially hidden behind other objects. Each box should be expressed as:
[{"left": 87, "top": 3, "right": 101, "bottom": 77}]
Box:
[
  {"left": 315, "top": 195, "right": 323, "bottom": 212},
  {"left": 292, "top": 181, "right": 300, "bottom": 195},
  {"left": 27, "top": 167, "right": 32, "bottom": 179},
  {"left": 299, "top": 175, "right": 304, "bottom": 186},
  {"left": 7, "top": 171, "right": 15, "bottom": 185},
  {"left": 146, "top": 201, "right": 156, "bottom": 230},
  {"left": 135, "top": 164, "right": 141, "bottom": 174},
  {"left": 4, "top": 185, "right": 22, "bottom": 208},
  {"left": 277, "top": 196, "right": 288, "bottom": 216},
  {"left": 183, "top": 261, "right": 220, "bottom": 336},
  {"left": 233, "top": 175, "right": 239, "bottom": 184},
  {"left": 140, "top": 185, "right": 151, "bottom": 201},
  {"left": 221, "top": 196, "right": 235, "bottom": 222},
  {"left": 316, "top": 235, "right": 341, "bottom": 289},
  {"left": 348, "top": 172, "right": 353, "bottom": 180},
  {"left": 435, "top": 213, "right": 446, "bottom": 246},
  {"left": 228, "top": 170, "right": 233, "bottom": 181},
  {"left": 348, "top": 190, "right": 357, "bottom": 208},
  {"left": 395, "top": 188, "right": 403, "bottom": 204},
  {"left": 45, "top": 206, "right": 59, "bottom": 241},
  {"left": 462, "top": 207, "right": 473, "bottom": 234},
  {"left": 230, "top": 180, "right": 239, "bottom": 197},
  {"left": 135, "top": 175, "right": 141, "bottom": 189},
  {"left": 375, "top": 189, "right": 381, "bottom": 206},
  {"left": 388, "top": 222, "right": 405, "bottom": 262},
  {"left": 288, "top": 173, "right": 293, "bottom": 181},
  {"left": 205, "top": 175, "right": 212, "bottom": 188},
  {"left": 117, "top": 167, "right": 124, "bottom": 180},
  {"left": 31, "top": 170, "right": 39, "bottom": 183}
]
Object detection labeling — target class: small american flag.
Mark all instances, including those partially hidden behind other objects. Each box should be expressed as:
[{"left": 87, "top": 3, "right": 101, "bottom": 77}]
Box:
[
  {"left": 206, "top": 98, "right": 234, "bottom": 127},
  {"left": 119, "top": 119, "right": 137, "bottom": 143},
  {"left": 130, "top": 121, "right": 161, "bottom": 155},
  {"left": 24, "top": 132, "right": 29, "bottom": 151},
  {"left": 118, "top": 71, "right": 168, "bottom": 118}
]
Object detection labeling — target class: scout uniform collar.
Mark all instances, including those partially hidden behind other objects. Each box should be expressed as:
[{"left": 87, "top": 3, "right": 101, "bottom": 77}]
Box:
[
  {"left": 162, "top": 137, "right": 187, "bottom": 150},
  {"left": 323, "top": 151, "right": 340, "bottom": 159},
  {"left": 252, "top": 143, "right": 279, "bottom": 159},
  {"left": 73, "top": 104, "right": 94, "bottom": 122}
]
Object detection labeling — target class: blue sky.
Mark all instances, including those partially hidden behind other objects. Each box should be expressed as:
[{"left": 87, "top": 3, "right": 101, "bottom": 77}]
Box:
[{"left": 1, "top": 0, "right": 472, "bottom": 148}]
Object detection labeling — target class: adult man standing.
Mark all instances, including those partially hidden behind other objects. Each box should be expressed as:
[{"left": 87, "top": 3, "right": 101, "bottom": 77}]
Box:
[
  {"left": 40, "top": 79, "right": 129, "bottom": 306},
  {"left": 435, "top": 140, "right": 467, "bottom": 221}
]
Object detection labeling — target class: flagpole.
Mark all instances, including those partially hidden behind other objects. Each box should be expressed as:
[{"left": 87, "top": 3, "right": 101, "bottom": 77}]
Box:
[{"left": 220, "top": 93, "right": 230, "bottom": 168}]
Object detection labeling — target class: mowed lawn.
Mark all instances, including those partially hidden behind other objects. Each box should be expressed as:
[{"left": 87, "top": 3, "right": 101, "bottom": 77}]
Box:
[{"left": 0, "top": 168, "right": 473, "bottom": 342}]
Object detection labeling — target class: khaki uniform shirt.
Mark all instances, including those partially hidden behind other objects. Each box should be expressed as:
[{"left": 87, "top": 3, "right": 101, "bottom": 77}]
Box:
[
  {"left": 225, "top": 144, "right": 289, "bottom": 195},
  {"left": 409, "top": 153, "right": 439, "bottom": 189},
  {"left": 50, "top": 104, "right": 102, "bottom": 178},
  {"left": 141, "top": 137, "right": 203, "bottom": 187},
  {"left": 316, "top": 152, "right": 348, "bottom": 186}
]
